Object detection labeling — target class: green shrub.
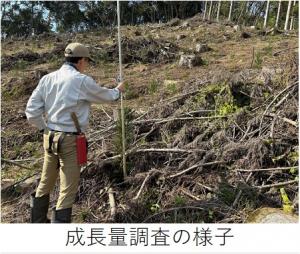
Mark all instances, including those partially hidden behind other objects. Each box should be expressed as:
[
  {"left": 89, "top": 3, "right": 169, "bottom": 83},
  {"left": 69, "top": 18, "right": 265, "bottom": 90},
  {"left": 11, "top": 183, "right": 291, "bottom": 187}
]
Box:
[
  {"left": 174, "top": 195, "right": 186, "bottom": 206},
  {"left": 148, "top": 79, "right": 159, "bottom": 94},
  {"left": 217, "top": 102, "right": 239, "bottom": 116},
  {"left": 14, "top": 59, "right": 27, "bottom": 71},
  {"left": 262, "top": 43, "right": 273, "bottom": 56},
  {"left": 254, "top": 51, "right": 263, "bottom": 69},
  {"left": 166, "top": 82, "right": 178, "bottom": 95}
]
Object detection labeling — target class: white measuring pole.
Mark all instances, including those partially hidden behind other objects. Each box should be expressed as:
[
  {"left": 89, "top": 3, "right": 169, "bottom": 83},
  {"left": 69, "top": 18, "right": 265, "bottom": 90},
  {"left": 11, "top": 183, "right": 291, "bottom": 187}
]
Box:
[{"left": 117, "top": 0, "right": 127, "bottom": 178}]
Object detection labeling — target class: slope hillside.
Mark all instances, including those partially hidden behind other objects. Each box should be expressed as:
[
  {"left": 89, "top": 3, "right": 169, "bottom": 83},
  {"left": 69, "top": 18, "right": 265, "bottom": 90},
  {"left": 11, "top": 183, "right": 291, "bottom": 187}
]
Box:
[{"left": 1, "top": 15, "right": 298, "bottom": 223}]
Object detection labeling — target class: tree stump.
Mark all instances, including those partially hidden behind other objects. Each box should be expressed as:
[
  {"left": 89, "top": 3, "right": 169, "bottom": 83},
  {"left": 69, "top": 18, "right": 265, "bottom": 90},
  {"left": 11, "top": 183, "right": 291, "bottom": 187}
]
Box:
[{"left": 179, "top": 54, "right": 203, "bottom": 68}]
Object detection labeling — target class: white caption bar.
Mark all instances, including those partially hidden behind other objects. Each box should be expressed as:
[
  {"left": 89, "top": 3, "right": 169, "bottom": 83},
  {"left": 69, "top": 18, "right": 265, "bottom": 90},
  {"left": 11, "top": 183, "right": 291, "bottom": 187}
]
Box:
[{"left": 0, "top": 224, "right": 299, "bottom": 253}]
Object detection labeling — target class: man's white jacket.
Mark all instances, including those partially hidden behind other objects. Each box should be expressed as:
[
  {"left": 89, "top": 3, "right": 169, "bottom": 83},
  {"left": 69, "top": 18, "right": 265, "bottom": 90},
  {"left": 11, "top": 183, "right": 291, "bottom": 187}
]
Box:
[{"left": 25, "top": 63, "right": 120, "bottom": 132}]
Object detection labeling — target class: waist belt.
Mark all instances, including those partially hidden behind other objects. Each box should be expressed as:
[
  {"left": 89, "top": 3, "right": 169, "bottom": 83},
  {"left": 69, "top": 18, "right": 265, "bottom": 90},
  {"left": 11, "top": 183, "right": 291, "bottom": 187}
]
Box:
[{"left": 49, "top": 129, "right": 79, "bottom": 135}]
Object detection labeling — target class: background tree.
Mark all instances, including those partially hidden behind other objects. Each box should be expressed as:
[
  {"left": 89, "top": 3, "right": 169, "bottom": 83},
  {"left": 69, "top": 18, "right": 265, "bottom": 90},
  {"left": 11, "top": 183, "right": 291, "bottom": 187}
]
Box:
[
  {"left": 263, "top": 0, "right": 270, "bottom": 29},
  {"left": 1, "top": 1, "right": 298, "bottom": 38},
  {"left": 216, "top": 1, "right": 221, "bottom": 22},
  {"left": 42, "top": 1, "right": 86, "bottom": 32},
  {"left": 203, "top": 0, "right": 208, "bottom": 21},
  {"left": 275, "top": 0, "right": 282, "bottom": 29},
  {"left": 284, "top": 0, "right": 292, "bottom": 30},
  {"left": 289, "top": 0, "right": 297, "bottom": 30},
  {"left": 208, "top": 0, "right": 213, "bottom": 21},
  {"left": 228, "top": 0, "right": 233, "bottom": 21},
  {"left": 1, "top": 1, "right": 49, "bottom": 37}
]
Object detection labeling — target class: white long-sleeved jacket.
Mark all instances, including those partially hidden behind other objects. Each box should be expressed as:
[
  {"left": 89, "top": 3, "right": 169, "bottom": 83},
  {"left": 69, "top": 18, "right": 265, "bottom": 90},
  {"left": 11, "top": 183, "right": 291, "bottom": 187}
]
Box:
[{"left": 25, "top": 63, "right": 120, "bottom": 132}]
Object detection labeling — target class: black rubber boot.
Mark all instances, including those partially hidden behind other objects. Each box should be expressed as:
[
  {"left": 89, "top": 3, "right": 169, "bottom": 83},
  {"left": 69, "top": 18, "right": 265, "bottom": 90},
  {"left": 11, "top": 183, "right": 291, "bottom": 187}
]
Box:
[
  {"left": 30, "top": 192, "right": 50, "bottom": 223},
  {"left": 51, "top": 207, "right": 72, "bottom": 223}
]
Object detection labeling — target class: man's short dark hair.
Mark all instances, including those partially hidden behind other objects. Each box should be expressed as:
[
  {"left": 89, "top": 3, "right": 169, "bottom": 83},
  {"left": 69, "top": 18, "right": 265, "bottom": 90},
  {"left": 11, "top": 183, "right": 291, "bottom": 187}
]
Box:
[{"left": 65, "top": 57, "right": 83, "bottom": 64}]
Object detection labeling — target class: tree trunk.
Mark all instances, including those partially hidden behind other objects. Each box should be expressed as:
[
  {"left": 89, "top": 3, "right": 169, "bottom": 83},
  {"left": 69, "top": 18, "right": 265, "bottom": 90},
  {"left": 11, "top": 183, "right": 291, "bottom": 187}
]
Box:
[
  {"left": 164, "top": 4, "right": 168, "bottom": 21},
  {"left": 208, "top": 0, "right": 213, "bottom": 20},
  {"left": 216, "top": 1, "right": 221, "bottom": 22},
  {"left": 153, "top": 4, "right": 155, "bottom": 23},
  {"left": 254, "top": 1, "right": 266, "bottom": 27},
  {"left": 228, "top": 0, "right": 233, "bottom": 21},
  {"left": 244, "top": 1, "right": 255, "bottom": 26},
  {"left": 131, "top": 5, "right": 134, "bottom": 25},
  {"left": 237, "top": 1, "right": 248, "bottom": 25},
  {"left": 263, "top": 0, "right": 270, "bottom": 29},
  {"left": 289, "top": 0, "right": 297, "bottom": 30},
  {"left": 175, "top": 3, "right": 179, "bottom": 18},
  {"left": 275, "top": 0, "right": 281, "bottom": 29},
  {"left": 284, "top": 0, "right": 292, "bottom": 31},
  {"left": 31, "top": 2, "right": 34, "bottom": 36},
  {"left": 289, "top": 16, "right": 294, "bottom": 30},
  {"left": 203, "top": 1, "right": 208, "bottom": 20}
]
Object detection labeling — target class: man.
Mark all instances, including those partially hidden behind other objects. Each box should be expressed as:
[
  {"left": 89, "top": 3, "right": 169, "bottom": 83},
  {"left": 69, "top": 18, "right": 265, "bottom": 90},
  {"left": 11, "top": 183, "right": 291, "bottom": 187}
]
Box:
[{"left": 25, "top": 42, "right": 125, "bottom": 223}]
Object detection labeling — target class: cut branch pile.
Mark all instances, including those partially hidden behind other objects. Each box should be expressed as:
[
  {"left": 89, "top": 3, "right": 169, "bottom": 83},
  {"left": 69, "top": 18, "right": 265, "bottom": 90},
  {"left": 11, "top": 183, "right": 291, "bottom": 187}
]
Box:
[
  {"left": 67, "top": 52, "right": 298, "bottom": 223},
  {"left": 106, "top": 37, "right": 179, "bottom": 64}
]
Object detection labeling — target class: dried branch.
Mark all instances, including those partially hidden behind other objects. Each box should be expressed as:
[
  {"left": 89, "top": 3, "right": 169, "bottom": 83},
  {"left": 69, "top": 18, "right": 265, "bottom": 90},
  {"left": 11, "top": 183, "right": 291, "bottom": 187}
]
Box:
[
  {"left": 1, "top": 172, "right": 39, "bottom": 192},
  {"left": 265, "top": 113, "right": 297, "bottom": 127},
  {"left": 98, "top": 148, "right": 208, "bottom": 167},
  {"left": 180, "top": 188, "right": 201, "bottom": 201},
  {"left": 273, "top": 46, "right": 298, "bottom": 56},
  {"left": 1, "top": 158, "right": 33, "bottom": 170},
  {"left": 181, "top": 109, "right": 215, "bottom": 117},
  {"left": 133, "top": 116, "right": 226, "bottom": 125},
  {"left": 87, "top": 124, "right": 116, "bottom": 140},
  {"left": 255, "top": 179, "right": 298, "bottom": 189},
  {"left": 232, "top": 172, "right": 253, "bottom": 208},
  {"left": 250, "top": 46, "right": 255, "bottom": 68},
  {"left": 196, "top": 182, "right": 216, "bottom": 193},
  {"left": 133, "top": 82, "right": 209, "bottom": 122},
  {"left": 135, "top": 148, "right": 206, "bottom": 153},
  {"left": 133, "top": 172, "right": 152, "bottom": 201},
  {"left": 274, "top": 90, "right": 294, "bottom": 108},
  {"left": 143, "top": 206, "right": 206, "bottom": 222},
  {"left": 259, "top": 81, "right": 298, "bottom": 135},
  {"left": 239, "top": 124, "right": 251, "bottom": 141},
  {"left": 107, "top": 187, "right": 116, "bottom": 220},
  {"left": 236, "top": 166, "right": 298, "bottom": 173},
  {"left": 100, "top": 106, "right": 113, "bottom": 121},
  {"left": 167, "top": 161, "right": 224, "bottom": 179}
]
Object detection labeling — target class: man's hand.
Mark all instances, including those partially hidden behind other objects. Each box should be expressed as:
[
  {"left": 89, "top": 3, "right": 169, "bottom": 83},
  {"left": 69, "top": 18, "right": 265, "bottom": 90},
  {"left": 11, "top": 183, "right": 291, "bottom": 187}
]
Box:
[{"left": 116, "top": 82, "right": 125, "bottom": 93}]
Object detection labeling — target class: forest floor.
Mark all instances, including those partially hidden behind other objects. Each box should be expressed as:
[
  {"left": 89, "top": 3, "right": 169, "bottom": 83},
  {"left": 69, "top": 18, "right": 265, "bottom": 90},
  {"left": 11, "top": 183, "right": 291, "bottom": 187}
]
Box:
[{"left": 1, "top": 15, "right": 298, "bottom": 223}]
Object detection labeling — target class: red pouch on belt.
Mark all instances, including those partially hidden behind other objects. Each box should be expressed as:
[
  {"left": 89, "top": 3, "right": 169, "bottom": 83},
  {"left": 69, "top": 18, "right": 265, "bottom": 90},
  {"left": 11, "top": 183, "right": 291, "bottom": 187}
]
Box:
[{"left": 76, "top": 134, "right": 87, "bottom": 166}]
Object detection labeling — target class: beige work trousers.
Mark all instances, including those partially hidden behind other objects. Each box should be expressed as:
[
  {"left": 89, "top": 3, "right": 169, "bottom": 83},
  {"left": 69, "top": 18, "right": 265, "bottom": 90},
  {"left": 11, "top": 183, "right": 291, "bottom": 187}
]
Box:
[{"left": 35, "top": 130, "right": 81, "bottom": 210}]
